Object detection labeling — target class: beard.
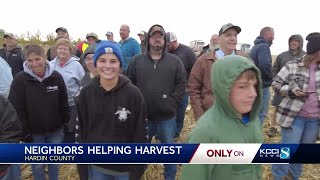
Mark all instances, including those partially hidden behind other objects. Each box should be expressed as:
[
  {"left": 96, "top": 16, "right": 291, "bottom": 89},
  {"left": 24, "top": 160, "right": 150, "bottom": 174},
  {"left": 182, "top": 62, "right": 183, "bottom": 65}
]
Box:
[{"left": 150, "top": 44, "right": 164, "bottom": 52}]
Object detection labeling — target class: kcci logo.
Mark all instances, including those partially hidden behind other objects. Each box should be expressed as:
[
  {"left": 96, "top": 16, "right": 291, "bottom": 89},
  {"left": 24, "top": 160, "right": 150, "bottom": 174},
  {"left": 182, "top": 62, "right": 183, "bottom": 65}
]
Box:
[{"left": 259, "top": 147, "right": 290, "bottom": 159}]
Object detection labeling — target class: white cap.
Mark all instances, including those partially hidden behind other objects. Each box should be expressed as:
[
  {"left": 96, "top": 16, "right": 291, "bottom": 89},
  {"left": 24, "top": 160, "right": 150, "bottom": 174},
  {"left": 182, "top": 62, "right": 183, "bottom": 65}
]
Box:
[{"left": 166, "top": 32, "right": 177, "bottom": 42}]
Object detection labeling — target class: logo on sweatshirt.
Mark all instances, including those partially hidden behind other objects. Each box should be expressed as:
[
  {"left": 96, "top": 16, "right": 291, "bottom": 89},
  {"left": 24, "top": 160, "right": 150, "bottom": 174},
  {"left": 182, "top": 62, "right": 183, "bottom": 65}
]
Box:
[
  {"left": 115, "top": 107, "right": 131, "bottom": 122},
  {"left": 46, "top": 86, "right": 58, "bottom": 92}
]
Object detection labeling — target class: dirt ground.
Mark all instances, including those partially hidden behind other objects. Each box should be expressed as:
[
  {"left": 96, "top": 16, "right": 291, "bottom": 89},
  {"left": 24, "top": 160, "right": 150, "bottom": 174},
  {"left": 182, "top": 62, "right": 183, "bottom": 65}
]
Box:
[{"left": 21, "top": 105, "right": 320, "bottom": 180}]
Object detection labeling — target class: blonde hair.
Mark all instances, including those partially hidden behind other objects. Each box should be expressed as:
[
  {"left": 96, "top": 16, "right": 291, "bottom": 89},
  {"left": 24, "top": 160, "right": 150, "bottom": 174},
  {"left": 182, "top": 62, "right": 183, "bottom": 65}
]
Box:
[{"left": 55, "top": 38, "right": 73, "bottom": 52}]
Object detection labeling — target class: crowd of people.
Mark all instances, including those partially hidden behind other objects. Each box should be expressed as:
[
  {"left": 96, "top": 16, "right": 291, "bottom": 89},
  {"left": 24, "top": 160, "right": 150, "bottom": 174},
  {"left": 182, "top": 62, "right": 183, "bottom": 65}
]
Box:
[{"left": 0, "top": 22, "right": 319, "bottom": 180}]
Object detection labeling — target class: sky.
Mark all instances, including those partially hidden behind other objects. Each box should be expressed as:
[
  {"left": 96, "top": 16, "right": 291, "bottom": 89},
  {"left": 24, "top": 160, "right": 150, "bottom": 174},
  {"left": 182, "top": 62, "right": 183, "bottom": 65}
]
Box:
[{"left": 2, "top": 0, "right": 319, "bottom": 55}]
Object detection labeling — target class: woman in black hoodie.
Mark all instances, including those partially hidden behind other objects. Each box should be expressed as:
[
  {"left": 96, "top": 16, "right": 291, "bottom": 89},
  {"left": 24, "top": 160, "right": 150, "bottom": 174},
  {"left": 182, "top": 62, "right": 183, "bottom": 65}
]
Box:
[
  {"left": 77, "top": 41, "right": 148, "bottom": 180},
  {"left": 8, "top": 44, "right": 69, "bottom": 180},
  {"left": 76, "top": 44, "right": 98, "bottom": 180}
]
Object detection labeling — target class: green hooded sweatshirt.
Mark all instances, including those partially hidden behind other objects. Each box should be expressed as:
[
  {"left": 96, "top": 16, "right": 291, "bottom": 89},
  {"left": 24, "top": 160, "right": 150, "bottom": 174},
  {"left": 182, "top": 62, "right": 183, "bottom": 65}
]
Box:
[{"left": 181, "top": 55, "right": 263, "bottom": 180}]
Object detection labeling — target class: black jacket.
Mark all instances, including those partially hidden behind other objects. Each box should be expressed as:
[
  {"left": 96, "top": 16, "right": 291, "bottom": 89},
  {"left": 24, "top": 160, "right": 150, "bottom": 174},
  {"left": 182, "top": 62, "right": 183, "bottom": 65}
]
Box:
[
  {"left": 127, "top": 53, "right": 186, "bottom": 121},
  {"left": 8, "top": 71, "right": 69, "bottom": 134},
  {"left": 77, "top": 75, "right": 147, "bottom": 174},
  {"left": 0, "top": 45, "right": 24, "bottom": 77},
  {"left": 169, "top": 43, "right": 197, "bottom": 81},
  {"left": 126, "top": 24, "right": 186, "bottom": 121},
  {"left": 0, "top": 95, "right": 23, "bottom": 143},
  {"left": 0, "top": 96, "right": 23, "bottom": 176}
]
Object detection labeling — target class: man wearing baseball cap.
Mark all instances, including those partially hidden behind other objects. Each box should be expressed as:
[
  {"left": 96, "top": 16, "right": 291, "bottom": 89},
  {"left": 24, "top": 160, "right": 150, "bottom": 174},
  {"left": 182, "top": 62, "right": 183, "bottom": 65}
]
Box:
[
  {"left": 0, "top": 33, "right": 24, "bottom": 77},
  {"left": 47, "top": 27, "right": 82, "bottom": 61},
  {"left": 85, "top": 32, "right": 99, "bottom": 45},
  {"left": 127, "top": 24, "right": 186, "bottom": 180},
  {"left": 105, "top": 31, "right": 115, "bottom": 43},
  {"left": 55, "top": 27, "right": 69, "bottom": 39},
  {"left": 166, "top": 32, "right": 197, "bottom": 139},
  {"left": 137, "top": 30, "right": 147, "bottom": 53},
  {"left": 188, "top": 23, "right": 250, "bottom": 120},
  {"left": 80, "top": 33, "right": 102, "bottom": 71}
]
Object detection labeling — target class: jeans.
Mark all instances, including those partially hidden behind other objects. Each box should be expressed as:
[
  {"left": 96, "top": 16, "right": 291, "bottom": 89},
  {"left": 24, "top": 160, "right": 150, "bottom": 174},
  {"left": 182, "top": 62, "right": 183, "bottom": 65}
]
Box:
[
  {"left": 64, "top": 105, "right": 77, "bottom": 143},
  {"left": 272, "top": 116, "right": 319, "bottom": 180},
  {"left": 88, "top": 166, "right": 129, "bottom": 180},
  {"left": 31, "top": 128, "right": 64, "bottom": 180},
  {"left": 259, "top": 87, "right": 270, "bottom": 125},
  {"left": 148, "top": 117, "right": 176, "bottom": 180},
  {"left": 5, "top": 165, "right": 21, "bottom": 180},
  {"left": 175, "top": 93, "right": 189, "bottom": 138}
]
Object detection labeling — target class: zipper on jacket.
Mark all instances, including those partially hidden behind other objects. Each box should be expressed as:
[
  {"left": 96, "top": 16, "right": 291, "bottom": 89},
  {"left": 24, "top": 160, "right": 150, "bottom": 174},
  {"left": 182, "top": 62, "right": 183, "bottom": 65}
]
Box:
[{"left": 154, "top": 61, "right": 158, "bottom": 69}]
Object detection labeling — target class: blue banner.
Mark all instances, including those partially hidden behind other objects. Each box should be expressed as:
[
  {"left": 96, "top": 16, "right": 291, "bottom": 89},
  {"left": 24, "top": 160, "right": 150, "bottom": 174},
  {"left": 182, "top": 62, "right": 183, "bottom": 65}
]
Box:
[
  {"left": 0, "top": 144, "right": 199, "bottom": 163},
  {"left": 0, "top": 143, "right": 320, "bottom": 164}
]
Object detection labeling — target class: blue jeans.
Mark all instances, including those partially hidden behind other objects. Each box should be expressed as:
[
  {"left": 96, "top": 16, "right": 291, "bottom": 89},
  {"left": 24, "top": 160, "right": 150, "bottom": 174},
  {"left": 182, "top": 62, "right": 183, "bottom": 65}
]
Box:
[
  {"left": 5, "top": 165, "right": 21, "bottom": 180},
  {"left": 148, "top": 117, "right": 176, "bottom": 180},
  {"left": 88, "top": 166, "right": 129, "bottom": 180},
  {"left": 272, "top": 116, "right": 319, "bottom": 180},
  {"left": 259, "top": 87, "right": 270, "bottom": 125},
  {"left": 175, "top": 94, "right": 189, "bottom": 138},
  {"left": 31, "top": 128, "right": 64, "bottom": 180}
]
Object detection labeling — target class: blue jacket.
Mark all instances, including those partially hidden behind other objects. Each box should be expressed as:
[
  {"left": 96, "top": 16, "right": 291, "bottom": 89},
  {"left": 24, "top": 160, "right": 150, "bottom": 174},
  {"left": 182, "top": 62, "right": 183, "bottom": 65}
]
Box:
[
  {"left": 117, "top": 37, "right": 141, "bottom": 71},
  {"left": 249, "top": 37, "right": 273, "bottom": 88},
  {"left": 0, "top": 57, "right": 13, "bottom": 98}
]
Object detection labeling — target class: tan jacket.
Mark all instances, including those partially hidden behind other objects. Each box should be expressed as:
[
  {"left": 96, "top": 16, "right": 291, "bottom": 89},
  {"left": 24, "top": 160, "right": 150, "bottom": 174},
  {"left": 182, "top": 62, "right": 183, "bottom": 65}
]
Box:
[{"left": 188, "top": 50, "right": 248, "bottom": 120}]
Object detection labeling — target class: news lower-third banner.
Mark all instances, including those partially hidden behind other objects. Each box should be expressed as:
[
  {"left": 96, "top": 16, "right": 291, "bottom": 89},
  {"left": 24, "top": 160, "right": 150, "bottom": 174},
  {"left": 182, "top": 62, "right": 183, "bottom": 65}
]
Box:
[{"left": 0, "top": 143, "right": 317, "bottom": 164}]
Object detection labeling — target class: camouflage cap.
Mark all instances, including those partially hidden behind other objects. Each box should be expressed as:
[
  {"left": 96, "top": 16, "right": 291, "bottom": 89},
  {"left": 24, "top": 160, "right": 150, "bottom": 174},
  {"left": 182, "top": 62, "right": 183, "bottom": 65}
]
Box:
[
  {"left": 137, "top": 30, "right": 147, "bottom": 36},
  {"left": 3, "top": 33, "right": 18, "bottom": 39},
  {"left": 149, "top": 25, "right": 165, "bottom": 36},
  {"left": 219, "top": 23, "right": 241, "bottom": 35},
  {"left": 86, "top": 32, "right": 99, "bottom": 39}
]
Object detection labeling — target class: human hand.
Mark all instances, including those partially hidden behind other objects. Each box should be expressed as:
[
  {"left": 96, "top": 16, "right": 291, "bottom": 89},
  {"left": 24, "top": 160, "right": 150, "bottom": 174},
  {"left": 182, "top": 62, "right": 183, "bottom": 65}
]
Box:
[{"left": 292, "top": 87, "right": 306, "bottom": 97}]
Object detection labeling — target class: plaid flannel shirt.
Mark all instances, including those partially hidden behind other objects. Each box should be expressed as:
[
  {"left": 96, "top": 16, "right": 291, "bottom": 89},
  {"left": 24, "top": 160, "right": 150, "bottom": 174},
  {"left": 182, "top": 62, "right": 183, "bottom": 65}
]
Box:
[{"left": 272, "top": 59, "right": 320, "bottom": 127}]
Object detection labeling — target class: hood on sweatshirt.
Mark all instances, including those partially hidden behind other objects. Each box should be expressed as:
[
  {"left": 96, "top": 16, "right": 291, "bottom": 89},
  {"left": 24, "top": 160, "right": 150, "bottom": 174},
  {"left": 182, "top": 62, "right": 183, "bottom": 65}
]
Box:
[
  {"left": 288, "top": 34, "right": 304, "bottom": 52},
  {"left": 211, "top": 55, "right": 262, "bottom": 121},
  {"left": 23, "top": 60, "right": 54, "bottom": 82},
  {"left": 253, "top": 36, "right": 272, "bottom": 47},
  {"left": 145, "top": 24, "right": 167, "bottom": 52},
  {"left": 92, "top": 75, "right": 130, "bottom": 93}
]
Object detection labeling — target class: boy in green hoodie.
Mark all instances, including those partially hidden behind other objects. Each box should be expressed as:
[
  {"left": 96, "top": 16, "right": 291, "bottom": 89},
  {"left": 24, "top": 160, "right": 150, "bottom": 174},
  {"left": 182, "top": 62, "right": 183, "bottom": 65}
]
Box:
[{"left": 181, "top": 55, "right": 263, "bottom": 180}]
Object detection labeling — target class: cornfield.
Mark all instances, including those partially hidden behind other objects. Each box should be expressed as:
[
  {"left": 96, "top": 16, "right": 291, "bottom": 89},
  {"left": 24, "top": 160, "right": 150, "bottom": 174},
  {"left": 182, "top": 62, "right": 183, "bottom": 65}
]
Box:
[{"left": 0, "top": 29, "right": 313, "bottom": 179}]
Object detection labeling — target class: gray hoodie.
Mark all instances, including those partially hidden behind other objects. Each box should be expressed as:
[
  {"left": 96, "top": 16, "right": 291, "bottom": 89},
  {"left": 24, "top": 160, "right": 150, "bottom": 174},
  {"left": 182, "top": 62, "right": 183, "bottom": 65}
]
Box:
[
  {"left": 23, "top": 60, "right": 54, "bottom": 82},
  {"left": 272, "top": 34, "right": 306, "bottom": 77},
  {"left": 50, "top": 56, "right": 85, "bottom": 106}
]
